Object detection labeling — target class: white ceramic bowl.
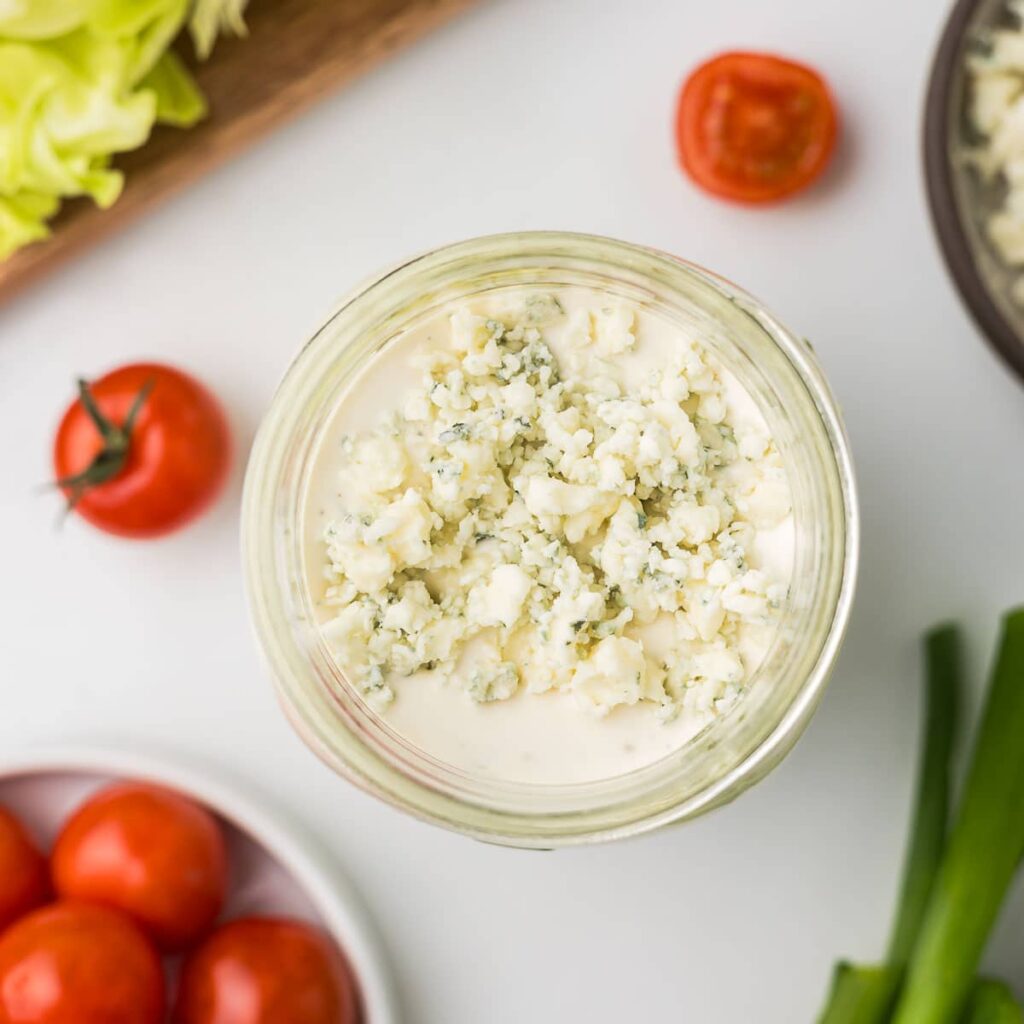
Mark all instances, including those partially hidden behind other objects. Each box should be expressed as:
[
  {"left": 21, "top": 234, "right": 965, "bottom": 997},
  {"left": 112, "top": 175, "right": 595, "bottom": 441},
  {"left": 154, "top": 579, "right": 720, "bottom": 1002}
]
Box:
[{"left": 0, "top": 744, "right": 400, "bottom": 1024}]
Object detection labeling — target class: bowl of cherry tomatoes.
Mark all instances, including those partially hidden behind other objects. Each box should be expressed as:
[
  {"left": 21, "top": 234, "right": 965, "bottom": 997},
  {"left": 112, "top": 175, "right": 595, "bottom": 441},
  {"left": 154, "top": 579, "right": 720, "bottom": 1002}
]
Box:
[{"left": 0, "top": 745, "right": 398, "bottom": 1024}]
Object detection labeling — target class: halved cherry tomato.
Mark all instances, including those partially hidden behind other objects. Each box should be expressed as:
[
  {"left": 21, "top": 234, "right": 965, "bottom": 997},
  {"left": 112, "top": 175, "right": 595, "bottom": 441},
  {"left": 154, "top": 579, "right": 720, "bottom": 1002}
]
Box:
[
  {"left": 0, "top": 808, "right": 48, "bottom": 934},
  {"left": 53, "top": 363, "right": 230, "bottom": 539},
  {"left": 52, "top": 783, "right": 227, "bottom": 951},
  {"left": 173, "top": 917, "right": 359, "bottom": 1024},
  {"left": 0, "top": 901, "right": 164, "bottom": 1024},
  {"left": 676, "top": 51, "right": 838, "bottom": 203}
]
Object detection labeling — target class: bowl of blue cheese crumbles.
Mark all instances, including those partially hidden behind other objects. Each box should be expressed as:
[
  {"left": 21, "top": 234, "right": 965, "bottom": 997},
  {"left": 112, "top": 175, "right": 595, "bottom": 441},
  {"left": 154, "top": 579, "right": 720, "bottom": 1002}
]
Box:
[
  {"left": 925, "top": 0, "right": 1024, "bottom": 383},
  {"left": 243, "top": 232, "right": 857, "bottom": 846}
]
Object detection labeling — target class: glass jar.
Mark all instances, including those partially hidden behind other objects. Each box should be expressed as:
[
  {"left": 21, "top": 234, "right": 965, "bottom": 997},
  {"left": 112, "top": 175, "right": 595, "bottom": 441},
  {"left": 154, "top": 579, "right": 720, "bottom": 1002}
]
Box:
[{"left": 242, "top": 232, "right": 858, "bottom": 848}]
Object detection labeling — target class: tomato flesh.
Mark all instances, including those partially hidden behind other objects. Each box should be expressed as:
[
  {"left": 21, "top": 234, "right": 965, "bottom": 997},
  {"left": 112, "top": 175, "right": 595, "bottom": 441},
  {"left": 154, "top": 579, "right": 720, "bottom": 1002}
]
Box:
[
  {"left": 52, "top": 783, "right": 227, "bottom": 951},
  {"left": 0, "top": 808, "right": 48, "bottom": 934},
  {"left": 173, "top": 917, "right": 359, "bottom": 1024},
  {"left": 0, "top": 901, "right": 164, "bottom": 1024},
  {"left": 53, "top": 363, "right": 230, "bottom": 539},
  {"left": 676, "top": 51, "right": 838, "bottom": 203}
]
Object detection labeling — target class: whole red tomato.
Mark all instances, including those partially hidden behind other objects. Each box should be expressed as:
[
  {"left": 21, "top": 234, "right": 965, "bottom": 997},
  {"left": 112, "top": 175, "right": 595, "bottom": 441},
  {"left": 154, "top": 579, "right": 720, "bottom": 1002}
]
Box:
[
  {"left": 174, "top": 917, "right": 359, "bottom": 1024},
  {"left": 0, "top": 808, "right": 48, "bottom": 934},
  {"left": 0, "top": 901, "right": 164, "bottom": 1024},
  {"left": 53, "top": 363, "right": 230, "bottom": 538},
  {"left": 52, "top": 783, "right": 227, "bottom": 951}
]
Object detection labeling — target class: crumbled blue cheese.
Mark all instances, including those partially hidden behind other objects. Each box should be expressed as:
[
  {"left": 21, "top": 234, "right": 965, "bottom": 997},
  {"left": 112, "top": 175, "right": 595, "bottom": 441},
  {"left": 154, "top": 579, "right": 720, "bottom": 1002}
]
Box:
[
  {"left": 318, "top": 293, "right": 791, "bottom": 720},
  {"left": 967, "top": 2, "right": 1024, "bottom": 272},
  {"left": 572, "top": 637, "right": 652, "bottom": 711}
]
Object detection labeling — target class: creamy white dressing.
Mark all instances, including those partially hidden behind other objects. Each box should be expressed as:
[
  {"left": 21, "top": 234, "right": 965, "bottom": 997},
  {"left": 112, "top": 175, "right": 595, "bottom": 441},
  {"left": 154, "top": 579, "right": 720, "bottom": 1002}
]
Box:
[{"left": 302, "top": 286, "right": 794, "bottom": 785}]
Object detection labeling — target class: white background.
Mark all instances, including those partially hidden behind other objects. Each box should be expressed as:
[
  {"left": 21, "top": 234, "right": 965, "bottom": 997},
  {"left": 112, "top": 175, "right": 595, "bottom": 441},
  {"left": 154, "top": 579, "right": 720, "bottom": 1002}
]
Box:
[{"left": 3, "top": 0, "right": 1024, "bottom": 1019}]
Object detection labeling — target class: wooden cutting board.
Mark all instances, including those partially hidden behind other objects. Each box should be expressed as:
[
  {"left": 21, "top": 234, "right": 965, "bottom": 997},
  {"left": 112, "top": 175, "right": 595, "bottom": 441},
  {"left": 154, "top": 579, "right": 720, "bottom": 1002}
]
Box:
[{"left": 0, "top": 0, "right": 475, "bottom": 304}]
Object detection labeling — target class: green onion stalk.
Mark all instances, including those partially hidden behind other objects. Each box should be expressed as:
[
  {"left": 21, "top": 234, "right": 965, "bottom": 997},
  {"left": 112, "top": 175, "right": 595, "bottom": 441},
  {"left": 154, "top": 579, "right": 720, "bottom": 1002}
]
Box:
[
  {"left": 817, "top": 625, "right": 961, "bottom": 1024},
  {"left": 963, "top": 980, "right": 1023, "bottom": 1024},
  {"left": 893, "top": 610, "right": 1024, "bottom": 1024}
]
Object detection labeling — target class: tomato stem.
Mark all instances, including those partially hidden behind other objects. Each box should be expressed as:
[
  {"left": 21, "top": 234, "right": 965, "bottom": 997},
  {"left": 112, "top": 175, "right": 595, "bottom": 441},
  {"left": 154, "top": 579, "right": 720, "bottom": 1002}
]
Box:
[{"left": 56, "top": 378, "right": 154, "bottom": 510}]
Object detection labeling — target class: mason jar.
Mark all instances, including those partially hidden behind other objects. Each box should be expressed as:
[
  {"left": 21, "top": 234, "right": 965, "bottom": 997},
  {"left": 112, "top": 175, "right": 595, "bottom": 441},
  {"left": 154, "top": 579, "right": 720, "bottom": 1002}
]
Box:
[{"left": 242, "top": 231, "right": 858, "bottom": 848}]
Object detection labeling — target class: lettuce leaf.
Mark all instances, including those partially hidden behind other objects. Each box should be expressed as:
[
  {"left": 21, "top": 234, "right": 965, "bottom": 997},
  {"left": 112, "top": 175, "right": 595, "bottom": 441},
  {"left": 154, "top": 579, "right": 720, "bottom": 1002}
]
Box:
[
  {"left": 140, "top": 50, "right": 206, "bottom": 127},
  {"left": 0, "top": 39, "right": 154, "bottom": 192},
  {"left": 189, "top": 0, "right": 248, "bottom": 60},
  {"left": 0, "top": 35, "right": 155, "bottom": 259},
  {"left": 88, "top": 0, "right": 182, "bottom": 39},
  {"left": 0, "top": 0, "right": 91, "bottom": 41},
  {"left": 0, "top": 0, "right": 244, "bottom": 262},
  {"left": 121, "top": 0, "right": 189, "bottom": 85},
  {"left": 0, "top": 189, "right": 60, "bottom": 260},
  {"left": 41, "top": 35, "right": 158, "bottom": 154}
]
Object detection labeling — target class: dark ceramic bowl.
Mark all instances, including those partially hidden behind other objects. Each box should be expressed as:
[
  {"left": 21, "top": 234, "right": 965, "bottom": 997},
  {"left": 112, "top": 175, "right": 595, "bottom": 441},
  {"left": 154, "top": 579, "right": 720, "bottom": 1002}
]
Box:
[{"left": 924, "top": 0, "right": 1024, "bottom": 383}]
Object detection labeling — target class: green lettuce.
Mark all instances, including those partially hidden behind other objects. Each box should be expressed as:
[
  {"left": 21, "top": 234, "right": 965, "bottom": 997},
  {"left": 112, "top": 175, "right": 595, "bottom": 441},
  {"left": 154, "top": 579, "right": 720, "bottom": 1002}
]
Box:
[
  {"left": 0, "top": 0, "right": 248, "bottom": 262},
  {"left": 189, "top": 0, "right": 248, "bottom": 59},
  {"left": 0, "top": 39, "right": 149, "bottom": 207},
  {"left": 120, "top": 0, "right": 191, "bottom": 87},
  {"left": 0, "top": 0, "right": 89, "bottom": 41},
  {"left": 0, "top": 190, "right": 59, "bottom": 260},
  {"left": 140, "top": 51, "right": 207, "bottom": 127}
]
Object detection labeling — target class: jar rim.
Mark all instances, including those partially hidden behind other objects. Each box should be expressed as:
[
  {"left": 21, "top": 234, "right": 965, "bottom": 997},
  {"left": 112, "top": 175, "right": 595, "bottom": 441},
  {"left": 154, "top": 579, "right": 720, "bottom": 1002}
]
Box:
[{"left": 242, "top": 231, "right": 860, "bottom": 847}]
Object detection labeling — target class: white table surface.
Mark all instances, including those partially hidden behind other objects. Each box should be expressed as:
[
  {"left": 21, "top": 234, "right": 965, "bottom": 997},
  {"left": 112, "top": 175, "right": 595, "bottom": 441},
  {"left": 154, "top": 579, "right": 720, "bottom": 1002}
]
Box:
[{"left": 4, "top": 0, "right": 1024, "bottom": 1019}]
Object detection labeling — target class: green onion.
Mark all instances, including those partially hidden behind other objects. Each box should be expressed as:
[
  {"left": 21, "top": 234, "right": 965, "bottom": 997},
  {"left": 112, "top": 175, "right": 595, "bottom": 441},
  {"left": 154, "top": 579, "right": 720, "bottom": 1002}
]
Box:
[
  {"left": 964, "top": 980, "right": 1023, "bottom": 1024},
  {"left": 886, "top": 624, "right": 961, "bottom": 968},
  {"left": 893, "top": 609, "right": 1024, "bottom": 1024},
  {"left": 817, "top": 964, "right": 900, "bottom": 1024},
  {"left": 817, "top": 625, "right": 961, "bottom": 1024}
]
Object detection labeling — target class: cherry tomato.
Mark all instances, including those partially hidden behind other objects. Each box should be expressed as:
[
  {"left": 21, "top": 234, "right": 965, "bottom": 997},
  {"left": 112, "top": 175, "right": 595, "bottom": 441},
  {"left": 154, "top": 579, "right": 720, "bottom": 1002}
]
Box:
[
  {"left": 676, "top": 51, "right": 838, "bottom": 203},
  {"left": 173, "top": 917, "right": 359, "bottom": 1024},
  {"left": 53, "top": 363, "right": 230, "bottom": 539},
  {"left": 0, "top": 808, "right": 48, "bottom": 934},
  {"left": 0, "top": 901, "right": 164, "bottom": 1024},
  {"left": 52, "top": 782, "right": 227, "bottom": 951}
]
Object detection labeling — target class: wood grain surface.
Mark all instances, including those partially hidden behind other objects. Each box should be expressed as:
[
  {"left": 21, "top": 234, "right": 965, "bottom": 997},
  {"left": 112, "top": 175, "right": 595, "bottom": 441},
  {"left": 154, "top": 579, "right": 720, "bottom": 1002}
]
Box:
[{"left": 0, "top": 0, "right": 475, "bottom": 304}]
